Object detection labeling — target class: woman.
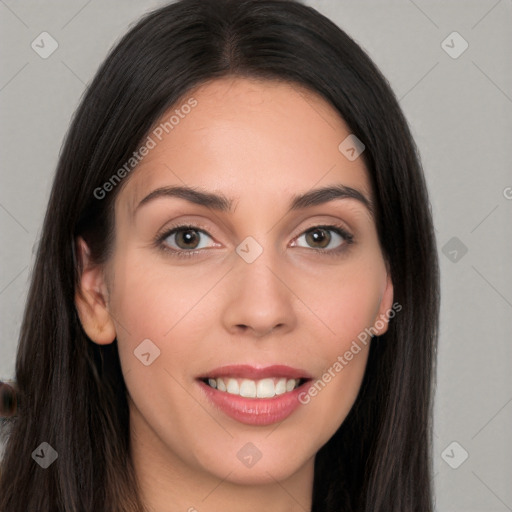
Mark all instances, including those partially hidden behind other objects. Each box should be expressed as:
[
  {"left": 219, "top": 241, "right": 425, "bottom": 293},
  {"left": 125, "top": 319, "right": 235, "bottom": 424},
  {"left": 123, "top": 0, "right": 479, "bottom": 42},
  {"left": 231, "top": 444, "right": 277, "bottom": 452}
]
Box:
[{"left": 0, "top": 0, "right": 439, "bottom": 510}]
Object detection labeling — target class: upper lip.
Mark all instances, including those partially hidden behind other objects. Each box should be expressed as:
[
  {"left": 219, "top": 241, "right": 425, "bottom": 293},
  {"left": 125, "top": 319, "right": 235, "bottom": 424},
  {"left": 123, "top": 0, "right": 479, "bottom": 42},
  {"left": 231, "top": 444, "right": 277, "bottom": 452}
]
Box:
[{"left": 198, "top": 364, "right": 313, "bottom": 380}]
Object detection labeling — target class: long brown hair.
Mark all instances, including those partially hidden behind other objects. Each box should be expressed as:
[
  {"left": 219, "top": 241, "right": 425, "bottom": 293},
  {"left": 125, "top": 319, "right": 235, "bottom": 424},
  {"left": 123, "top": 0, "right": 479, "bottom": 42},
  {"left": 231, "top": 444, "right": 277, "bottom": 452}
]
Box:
[{"left": 0, "top": 0, "right": 439, "bottom": 510}]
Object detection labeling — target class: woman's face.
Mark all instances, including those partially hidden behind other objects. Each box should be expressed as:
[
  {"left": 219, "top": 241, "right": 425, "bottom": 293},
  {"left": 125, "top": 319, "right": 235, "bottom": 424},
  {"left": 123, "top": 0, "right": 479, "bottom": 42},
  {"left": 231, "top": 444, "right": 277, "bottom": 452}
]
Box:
[{"left": 78, "top": 76, "right": 393, "bottom": 490}]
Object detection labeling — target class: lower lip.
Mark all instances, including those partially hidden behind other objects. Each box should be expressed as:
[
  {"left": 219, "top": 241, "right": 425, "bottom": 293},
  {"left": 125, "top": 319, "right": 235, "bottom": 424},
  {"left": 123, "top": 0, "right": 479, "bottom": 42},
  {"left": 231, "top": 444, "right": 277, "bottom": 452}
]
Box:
[{"left": 198, "top": 380, "right": 309, "bottom": 426}]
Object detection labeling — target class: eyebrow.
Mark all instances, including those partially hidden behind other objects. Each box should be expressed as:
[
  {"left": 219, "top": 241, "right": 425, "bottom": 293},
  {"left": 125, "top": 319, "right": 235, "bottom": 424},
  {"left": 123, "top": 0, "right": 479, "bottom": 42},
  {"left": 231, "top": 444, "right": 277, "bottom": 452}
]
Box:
[{"left": 135, "top": 183, "right": 374, "bottom": 218}]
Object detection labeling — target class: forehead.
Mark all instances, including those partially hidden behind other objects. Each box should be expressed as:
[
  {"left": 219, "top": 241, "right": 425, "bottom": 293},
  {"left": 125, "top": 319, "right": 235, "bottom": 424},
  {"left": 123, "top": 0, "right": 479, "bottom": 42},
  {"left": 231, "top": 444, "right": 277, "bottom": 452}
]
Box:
[{"left": 119, "top": 76, "right": 372, "bottom": 218}]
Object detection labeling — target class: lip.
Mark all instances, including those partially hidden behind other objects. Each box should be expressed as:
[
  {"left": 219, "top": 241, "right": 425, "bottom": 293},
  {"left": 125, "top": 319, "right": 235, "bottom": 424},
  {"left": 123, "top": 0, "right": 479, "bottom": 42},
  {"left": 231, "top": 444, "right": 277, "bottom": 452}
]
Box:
[
  {"left": 197, "top": 364, "right": 313, "bottom": 380},
  {"left": 196, "top": 364, "right": 313, "bottom": 426}
]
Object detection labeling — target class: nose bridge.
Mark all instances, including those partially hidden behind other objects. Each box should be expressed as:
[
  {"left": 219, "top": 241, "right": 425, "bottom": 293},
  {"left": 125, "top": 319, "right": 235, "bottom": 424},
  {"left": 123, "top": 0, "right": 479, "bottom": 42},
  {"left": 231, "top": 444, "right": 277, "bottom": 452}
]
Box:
[
  {"left": 234, "top": 232, "right": 285, "bottom": 288},
  {"left": 221, "top": 234, "right": 296, "bottom": 336}
]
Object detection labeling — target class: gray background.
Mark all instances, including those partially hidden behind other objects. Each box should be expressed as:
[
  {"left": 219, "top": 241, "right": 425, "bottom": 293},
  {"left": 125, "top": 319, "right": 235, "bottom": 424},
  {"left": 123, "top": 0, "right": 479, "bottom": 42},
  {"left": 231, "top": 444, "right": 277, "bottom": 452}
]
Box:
[{"left": 1, "top": 1, "right": 511, "bottom": 510}]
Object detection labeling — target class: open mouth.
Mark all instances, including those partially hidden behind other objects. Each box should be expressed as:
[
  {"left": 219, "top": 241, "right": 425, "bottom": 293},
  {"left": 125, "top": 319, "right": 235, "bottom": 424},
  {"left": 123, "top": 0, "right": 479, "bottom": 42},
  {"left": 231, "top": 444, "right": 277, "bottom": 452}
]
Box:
[
  {"left": 196, "top": 365, "right": 313, "bottom": 425},
  {"left": 200, "top": 376, "right": 309, "bottom": 398}
]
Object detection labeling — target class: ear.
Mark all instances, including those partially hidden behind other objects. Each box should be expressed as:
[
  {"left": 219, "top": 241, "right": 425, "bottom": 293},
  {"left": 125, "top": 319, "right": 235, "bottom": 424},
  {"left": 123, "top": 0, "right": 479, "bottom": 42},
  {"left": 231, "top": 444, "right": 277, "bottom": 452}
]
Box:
[
  {"left": 74, "top": 236, "right": 116, "bottom": 345},
  {"left": 371, "top": 268, "right": 394, "bottom": 336}
]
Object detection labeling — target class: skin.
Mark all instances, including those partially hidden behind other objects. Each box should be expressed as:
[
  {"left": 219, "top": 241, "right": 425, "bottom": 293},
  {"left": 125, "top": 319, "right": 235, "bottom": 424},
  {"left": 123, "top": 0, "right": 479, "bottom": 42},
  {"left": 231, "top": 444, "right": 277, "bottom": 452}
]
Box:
[{"left": 75, "top": 76, "right": 393, "bottom": 512}]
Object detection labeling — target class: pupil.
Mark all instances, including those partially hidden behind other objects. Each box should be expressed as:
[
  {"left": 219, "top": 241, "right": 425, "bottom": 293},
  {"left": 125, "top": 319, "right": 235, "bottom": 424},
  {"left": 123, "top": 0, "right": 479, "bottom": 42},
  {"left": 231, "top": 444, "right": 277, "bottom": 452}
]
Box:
[
  {"left": 178, "top": 229, "right": 199, "bottom": 249},
  {"left": 307, "top": 228, "right": 329, "bottom": 248}
]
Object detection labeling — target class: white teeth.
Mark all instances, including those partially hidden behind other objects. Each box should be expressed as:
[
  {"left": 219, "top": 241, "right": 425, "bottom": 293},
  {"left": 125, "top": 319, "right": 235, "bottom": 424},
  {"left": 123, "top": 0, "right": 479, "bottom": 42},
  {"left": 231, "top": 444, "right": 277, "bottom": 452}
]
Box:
[
  {"left": 256, "top": 378, "right": 275, "bottom": 398},
  {"left": 275, "top": 378, "right": 286, "bottom": 395},
  {"left": 226, "top": 378, "right": 239, "bottom": 395},
  {"left": 205, "top": 376, "right": 301, "bottom": 398},
  {"left": 239, "top": 379, "right": 257, "bottom": 398}
]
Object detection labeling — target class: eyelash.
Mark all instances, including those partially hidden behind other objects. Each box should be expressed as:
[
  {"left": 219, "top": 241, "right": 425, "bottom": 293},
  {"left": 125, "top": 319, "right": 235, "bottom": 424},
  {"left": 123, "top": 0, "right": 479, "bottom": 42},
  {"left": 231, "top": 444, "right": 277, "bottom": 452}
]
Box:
[{"left": 154, "top": 223, "right": 354, "bottom": 259}]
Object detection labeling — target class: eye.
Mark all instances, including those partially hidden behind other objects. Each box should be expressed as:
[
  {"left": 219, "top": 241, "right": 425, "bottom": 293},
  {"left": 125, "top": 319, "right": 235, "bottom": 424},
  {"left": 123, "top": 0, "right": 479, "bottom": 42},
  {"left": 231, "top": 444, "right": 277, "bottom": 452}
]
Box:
[
  {"left": 292, "top": 225, "right": 353, "bottom": 253},
  {"left": 155, "top": 222, "right": 354, "bottom": 259},
  {"left": 158, "top": 224, "right": 217, "bottom": 255}
]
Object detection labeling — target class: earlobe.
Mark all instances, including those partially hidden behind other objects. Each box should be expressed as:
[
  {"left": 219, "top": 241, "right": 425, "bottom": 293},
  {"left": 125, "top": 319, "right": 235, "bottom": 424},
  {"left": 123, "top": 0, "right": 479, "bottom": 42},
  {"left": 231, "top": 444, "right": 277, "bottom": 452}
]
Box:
[
  {"left": 372, "top": 271, "right": 394, "bottom": 336},
  {"left": 74, "top": 236, "right": 116, "bottom": 345}
]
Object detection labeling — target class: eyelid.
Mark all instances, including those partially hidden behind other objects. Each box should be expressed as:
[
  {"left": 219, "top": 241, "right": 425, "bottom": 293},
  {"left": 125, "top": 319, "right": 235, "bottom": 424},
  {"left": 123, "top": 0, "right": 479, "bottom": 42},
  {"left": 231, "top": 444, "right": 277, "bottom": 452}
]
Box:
[
  {"left": 289, "top": 219, "right": 353, "bottom": 242},
  {"left": 154, "top": 219, "right": 355, "bottom": 258},
  {"left": 154, "top": 223, "right": 219, "bottom": 254},
  {"left": 154, "top": 228, "right": 354, "bottom": 258},
  {"left": 289, "top": 224, "right": 354, "bottom": 257}
]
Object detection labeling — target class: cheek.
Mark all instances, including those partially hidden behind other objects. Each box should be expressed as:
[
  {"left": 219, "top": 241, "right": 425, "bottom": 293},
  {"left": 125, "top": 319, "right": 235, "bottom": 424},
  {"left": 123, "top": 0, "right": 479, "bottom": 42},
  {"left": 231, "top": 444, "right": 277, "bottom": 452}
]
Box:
[
  {"left": 107, "top": 249, "right": 227, "bottom": 382},
  {"left": 297, "top": 258, "right": 385, "bottom": 346},
  {"left": 289, "top": 258, "right": 384, "bottom": 417},
  {"left": 109, "top": 248, "right": 216, "bottom": 336},
  {"left": 291, "top": 268, "right": 380, "bottom": 445}
]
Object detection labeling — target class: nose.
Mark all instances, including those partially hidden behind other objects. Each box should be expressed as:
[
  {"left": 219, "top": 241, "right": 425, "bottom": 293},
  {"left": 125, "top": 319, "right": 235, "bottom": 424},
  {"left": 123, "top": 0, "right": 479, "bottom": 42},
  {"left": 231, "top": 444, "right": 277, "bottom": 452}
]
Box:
[{"left": 220, "top": 248, "right": 297, "bottom": 339}]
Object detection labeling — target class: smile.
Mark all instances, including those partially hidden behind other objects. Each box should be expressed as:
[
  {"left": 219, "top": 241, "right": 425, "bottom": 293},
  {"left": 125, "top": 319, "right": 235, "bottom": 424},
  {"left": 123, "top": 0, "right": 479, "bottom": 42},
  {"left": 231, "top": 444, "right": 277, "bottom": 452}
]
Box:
[
  {"left": 197, "top": 364, "right": 313, "bottom": 426},
  {"left": 203, "top": 376, "right": 304, "bottom": 398}
]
